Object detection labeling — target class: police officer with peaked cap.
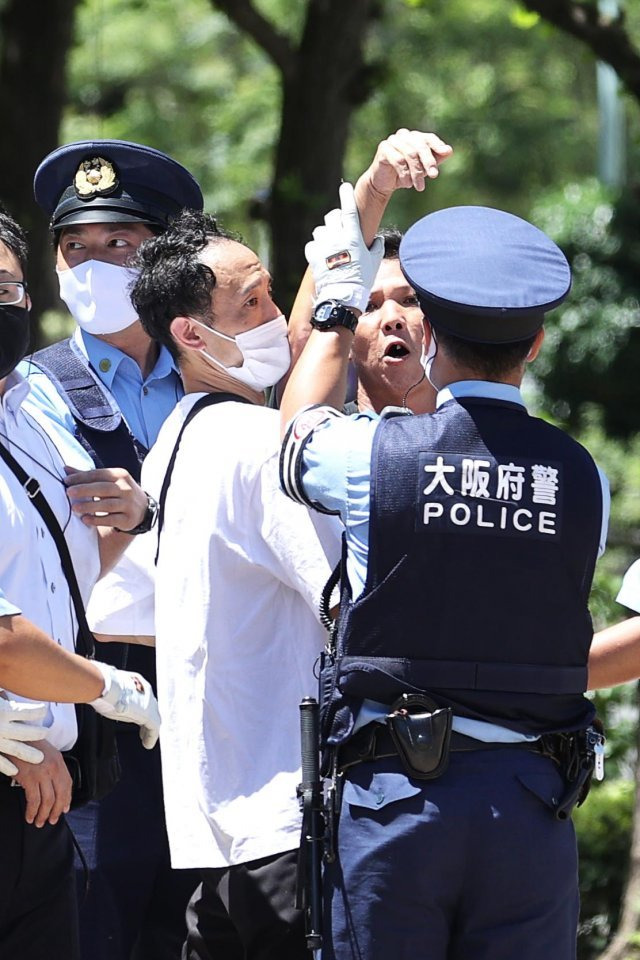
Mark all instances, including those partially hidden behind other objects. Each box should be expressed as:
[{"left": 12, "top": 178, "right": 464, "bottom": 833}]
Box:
[
  {"left": 279, "top": 190, "right": 610, "bottom": 960},
  {"left": 28, "top": 139, "right": 202, "bottom": 474},
  {"left": 21, "top": 140, "right": 203, "bottom": 960}
]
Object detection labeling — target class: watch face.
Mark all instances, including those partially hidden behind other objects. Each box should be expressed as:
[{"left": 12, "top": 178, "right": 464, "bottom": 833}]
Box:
[
  {"left": 315, "top": 302, "right": 336, "bottom": 322},
  {"left": 312, "top": 300, "right": 357, "bottom": 332}
]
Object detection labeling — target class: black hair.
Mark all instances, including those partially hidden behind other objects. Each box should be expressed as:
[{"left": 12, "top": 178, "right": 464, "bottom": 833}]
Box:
[
  {"left": 380, "top": 227, "right": 402, "bottom": 260},
  {"left": 0, "top": 205, "right": 28, "bottom": 278},
  {"left": 434, "top": 327, "right": 538, "bottom": 380},
  {"left": 131, "top": 209, "right": 240, "bottom": 362}
]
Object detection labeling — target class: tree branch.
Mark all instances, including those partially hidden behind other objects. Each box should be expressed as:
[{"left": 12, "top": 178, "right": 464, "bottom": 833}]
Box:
[
  {"left": 522, "top": 0, "right": 640, "bottom": 103},
  {"left": 209, "top": 0, "right": 295, "bottom": 79}
]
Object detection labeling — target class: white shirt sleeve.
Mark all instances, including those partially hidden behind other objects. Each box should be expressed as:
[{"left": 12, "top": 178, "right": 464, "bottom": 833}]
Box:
[
  {"left": 87, "top": 532, "right": 157, "bottom": 636},
  {"left": 258, "top": 452, "right": 342, "bottom": 619},
  {"left": 616, "top": 559, "right": 640, "bottom": 614}
]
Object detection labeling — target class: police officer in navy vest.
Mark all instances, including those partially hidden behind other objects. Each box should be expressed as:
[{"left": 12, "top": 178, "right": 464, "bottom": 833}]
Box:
[
  {"left": 20, "top": 141, "right": 203, "bottom": 960},
  {"left": 279, "top": 187, "right": 610, "bottom": 960}
]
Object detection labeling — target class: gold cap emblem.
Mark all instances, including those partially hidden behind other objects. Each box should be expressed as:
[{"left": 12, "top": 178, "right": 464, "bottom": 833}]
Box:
[{"left": 74, "top": 157, "right": 118, "bottom": 199}]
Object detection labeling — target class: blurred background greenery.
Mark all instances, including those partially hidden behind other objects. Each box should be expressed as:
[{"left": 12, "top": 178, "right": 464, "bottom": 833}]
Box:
[{"left": 2, "top": 1, "right": 640, "bottom": 955}]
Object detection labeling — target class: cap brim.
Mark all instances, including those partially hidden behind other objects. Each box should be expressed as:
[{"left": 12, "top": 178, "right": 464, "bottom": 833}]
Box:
[
  {"left": 53, "top": 207, "right": 161, "bottom": 231},
  {"left": 421, "top": 298, "right": 545, "bottom": 344}
]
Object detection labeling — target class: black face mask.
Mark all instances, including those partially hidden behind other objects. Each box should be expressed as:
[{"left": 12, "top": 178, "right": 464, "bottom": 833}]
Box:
[{"left": 0, "top": 304, "right": 30, "bottom": 380}]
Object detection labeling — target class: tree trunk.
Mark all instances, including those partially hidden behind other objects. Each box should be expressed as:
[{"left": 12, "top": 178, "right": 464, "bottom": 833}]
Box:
[
  {"left": 269, "top": 0, "right": 378, "bottom": 312},
  {"left": 600, "top": 683, "right": 640, "bottom": 960},
  {"left": 210, "top": 0, "right": 378, "bottom": 312},
  {"left": 0, "top": 0, "right": 80, "bottom": 339},
  {"left": 523, "top": 0, "right": 640, "bottom": 105}
]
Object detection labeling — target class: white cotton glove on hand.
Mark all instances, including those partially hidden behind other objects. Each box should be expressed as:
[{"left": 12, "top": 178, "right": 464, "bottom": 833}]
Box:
[
  {"left": 90, "top": 661, "right": 161, "bottom": 750},
  {"left": 305, "top": 181, "right": 384, "bottom": 314},
  {"left": 0, "top": 699, "right": 48, "bottom": 777}
]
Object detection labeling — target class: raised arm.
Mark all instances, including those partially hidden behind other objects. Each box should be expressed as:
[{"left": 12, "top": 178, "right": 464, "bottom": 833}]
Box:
[
  {"left": 280, "top": 182, "right": 383, "bottom": 430},
  {"left": 285, "top": 130, "right": 453, "bottom": 370}
]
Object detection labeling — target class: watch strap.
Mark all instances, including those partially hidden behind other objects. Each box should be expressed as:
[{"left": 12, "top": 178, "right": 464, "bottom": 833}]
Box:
[
  {"left": 116, "top": 493, "right": 158, "bottom": 535},
  {"left": 311, "top": 300, "right": 359, "bottom": 334}
]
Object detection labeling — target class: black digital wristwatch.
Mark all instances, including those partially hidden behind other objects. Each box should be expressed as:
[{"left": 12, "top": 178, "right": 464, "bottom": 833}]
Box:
[{"left": 310, "top": 300, "right": 359, "bottom": 334}]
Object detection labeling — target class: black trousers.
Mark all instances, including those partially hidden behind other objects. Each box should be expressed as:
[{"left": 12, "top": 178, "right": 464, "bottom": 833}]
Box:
[
  {"left": 67, "top": 728, "right": 199, "bottom": 960},
  {"left": 0, "top": 780, "right": 79, "bottom": 960},
  {"left": 183, "top": 848, "right": 308, "bottom": 960}
]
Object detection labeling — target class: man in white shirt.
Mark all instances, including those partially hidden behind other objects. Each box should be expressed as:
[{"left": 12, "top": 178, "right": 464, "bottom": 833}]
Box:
[
  {"left": 0, "top": 206, "right": 160, "bottom": 960},
  {"left": 121, "top": 208, "right": 338, "bottom": 958}
]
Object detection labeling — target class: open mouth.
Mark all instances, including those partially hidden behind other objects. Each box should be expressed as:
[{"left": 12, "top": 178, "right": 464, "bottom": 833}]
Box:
[{"left": 384, "top": 342, "right": 410, "bottom": 359}]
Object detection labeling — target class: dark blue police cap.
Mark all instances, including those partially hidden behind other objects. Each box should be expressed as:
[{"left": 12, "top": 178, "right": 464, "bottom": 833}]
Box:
[
  {"left": 399, "top": 206, "right": 571, "bottom": 344},
  {"left": 34, "top": 139, "right": 204, "bottom": 232}
]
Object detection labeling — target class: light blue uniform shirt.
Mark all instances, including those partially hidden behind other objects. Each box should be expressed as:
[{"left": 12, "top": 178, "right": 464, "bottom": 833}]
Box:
[
  {"left": 295, "top": 381, "right": 610, "bottom": 741},
  {"left": 20, "top": 327, "right": 183, "bottom": 450}
]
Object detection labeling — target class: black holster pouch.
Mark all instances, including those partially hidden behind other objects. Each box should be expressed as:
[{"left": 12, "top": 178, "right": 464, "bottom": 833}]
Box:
[
  {"left": 540, "top": 720, "right": 605, "bottom": 822},
  {"left": 63, "top": 703, "right": 121, "bottom": 809},
  {"left": 386, "top": 693, "right": 453, "bottom": 780}
]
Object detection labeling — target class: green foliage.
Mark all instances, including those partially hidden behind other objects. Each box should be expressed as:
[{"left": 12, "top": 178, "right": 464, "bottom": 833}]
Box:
[
  {"left": 66, "top": 0, "right": 281, "bottom": 252},
  {"left": 67, "top": 0, "right": 640, "bottom": 272},
  {"left": 571, "top": 408, "right": 640, "bottom": 595},
  {"left": 576, "top": 778, "right": 635, "bottom": 958},
  {"left": 532, "top": 180, "right": 640, "bottom": 438},
  {"left": 347, "top": 0, "right": 605, "bottom": 229}
]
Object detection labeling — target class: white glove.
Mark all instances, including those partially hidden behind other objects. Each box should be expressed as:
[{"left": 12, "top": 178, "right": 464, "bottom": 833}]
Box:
[
  {"left": 305, "top": 181, "right": 384, "bottom": 314},
  {"left": 0, "top": 698, "right": 48, "bottom": 777},
  {"left": 90, "top": 662, "right": 161, "bottom": 750}
]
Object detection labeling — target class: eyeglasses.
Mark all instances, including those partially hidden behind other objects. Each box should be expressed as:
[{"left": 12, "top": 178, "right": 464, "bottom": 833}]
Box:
[{"left": 0, "top": 281, "right": 27, "bottom": 305}]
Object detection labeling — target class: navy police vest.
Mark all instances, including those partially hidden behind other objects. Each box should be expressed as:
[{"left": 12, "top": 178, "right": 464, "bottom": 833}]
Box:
[
  {"left": 324, "top": 396, "right": 602, "bottom": 744},
  {"left": 31, "top": 339, "right": 146, "bottom": 482},
  {"left": 30, "top": 339, "right": 154, "bottom": 685}
]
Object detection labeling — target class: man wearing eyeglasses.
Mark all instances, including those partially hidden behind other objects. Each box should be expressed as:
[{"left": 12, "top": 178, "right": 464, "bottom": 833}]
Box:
[
  {"left": 18, "top": 140, "right": 203, "bottom": 960},
  {"left": 0, "top": 204, "right": 161, "bottom": 960}
]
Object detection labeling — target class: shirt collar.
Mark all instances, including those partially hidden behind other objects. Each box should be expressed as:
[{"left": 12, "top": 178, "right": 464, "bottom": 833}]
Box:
[
  {"left": 152, "top": 344, "right": 180, "bottom": 380},
  {"left": 0, "top": 368, "right": 30, "bottom": 418},
  {"left": 74, "top": 327, "right": 125, "bottom": 389},
  {"left": 74, "top": 327, "right": 180, "bottom": 387},
  {"left": 436, "top": 380, "right": 526, "bottom": 409}
]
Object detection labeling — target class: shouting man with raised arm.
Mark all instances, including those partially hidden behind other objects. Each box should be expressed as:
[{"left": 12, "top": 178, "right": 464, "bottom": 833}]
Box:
[{"left": 0, "top": 206, "right": 159, "bottom": 959}]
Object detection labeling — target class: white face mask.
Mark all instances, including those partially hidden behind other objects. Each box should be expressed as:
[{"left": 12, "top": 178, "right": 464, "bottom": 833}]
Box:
[
  {"left": 192, "top": 314, "right": 291, "bottom": 392},
  {"left": 57, "top": 260, "right": 140, "bottom": 335}
]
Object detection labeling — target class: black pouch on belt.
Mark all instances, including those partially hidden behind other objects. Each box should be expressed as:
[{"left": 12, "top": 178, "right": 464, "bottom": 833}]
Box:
[{"left": 386, "top": 693, "right": 453, "bottom": 780}]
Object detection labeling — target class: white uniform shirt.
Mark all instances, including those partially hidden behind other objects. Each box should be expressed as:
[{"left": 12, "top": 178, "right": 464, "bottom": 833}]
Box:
[
  {"left": 0, "top": 371, "right": 100, "bottom": 749},
  {"left": 131, "top": 395, "right": 340, "bottom": 869},
  {"left": 617, "top": 559, "right": 640, "bottom": 613}
]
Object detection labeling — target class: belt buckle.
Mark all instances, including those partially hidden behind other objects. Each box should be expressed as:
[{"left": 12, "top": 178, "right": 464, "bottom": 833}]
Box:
[{"left": 23, "top": 476, "right": 40, "bottom": 499}]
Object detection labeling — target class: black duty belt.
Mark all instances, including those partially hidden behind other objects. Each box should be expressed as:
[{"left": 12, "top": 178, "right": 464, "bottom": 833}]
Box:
[{"left": 337, "top": 722, "right": 543, "bottom": 774}]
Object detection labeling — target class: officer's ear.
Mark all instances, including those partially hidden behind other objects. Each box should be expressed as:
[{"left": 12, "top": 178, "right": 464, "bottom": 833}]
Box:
[
  {"left": 170, "top": 315, "right": 208, "bottom": 353},
  {"left": 525, "top": 327, "right": 545, "bottom": 363}
]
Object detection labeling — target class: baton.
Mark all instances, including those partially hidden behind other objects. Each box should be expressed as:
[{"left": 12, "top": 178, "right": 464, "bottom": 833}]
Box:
[{"left": 299, "top": 696, "right": 324, "bottom": 951}]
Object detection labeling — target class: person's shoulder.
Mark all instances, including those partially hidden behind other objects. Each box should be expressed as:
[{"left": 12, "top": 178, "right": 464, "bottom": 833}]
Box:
[
  {"left": 194, "top": 397, "right": 278, "bottom": 437},
  {"left": 18, "top": 357, "right": 74, "bottom": 414},
  {"left": 530, "top": 412, "right": 597, "bottom": 458},
  {"left": 163, "top": 396, "right": 279, "bottom": 467}
]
